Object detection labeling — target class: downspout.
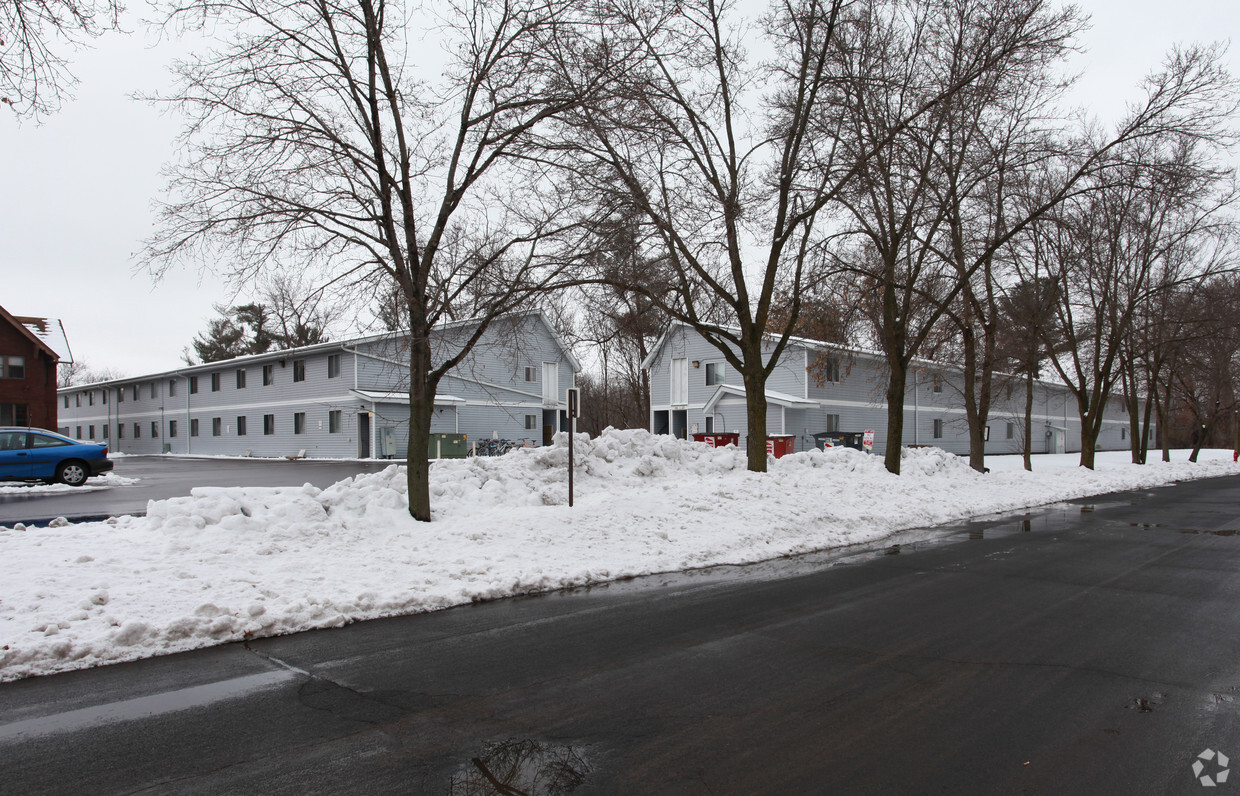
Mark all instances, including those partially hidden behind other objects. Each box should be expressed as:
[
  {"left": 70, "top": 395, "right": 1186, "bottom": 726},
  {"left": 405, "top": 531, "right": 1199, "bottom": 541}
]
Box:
[{"left": 913, "top": 367, "right": 920, "bottom": 446}]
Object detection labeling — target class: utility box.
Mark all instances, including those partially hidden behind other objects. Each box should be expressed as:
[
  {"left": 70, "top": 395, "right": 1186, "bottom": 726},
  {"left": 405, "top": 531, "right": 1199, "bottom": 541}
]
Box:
[
  {"left": 428, "top": 432, "right": 467, "bottom": 459},
  {"left": 692, "top": 432, "right": 740, "bottom": 448},
  {"left": 766, "top": 434, "right": 796, "bottom": 458},
  {"left": 813, "top": 431, "right": 865, "bottom": 451},
  {"left": 379, "top": 427, "right": 398, "bottom": 458}
]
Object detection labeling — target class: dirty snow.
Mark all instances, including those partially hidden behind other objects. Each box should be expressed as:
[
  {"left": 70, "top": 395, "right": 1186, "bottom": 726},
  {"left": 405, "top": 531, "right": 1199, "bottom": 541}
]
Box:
[
  {"left": 0, "top": 472, "right": 139, "bottom": 495},
  {"left": 1, "top": 429, "right": 1237, "bottom": 681}
]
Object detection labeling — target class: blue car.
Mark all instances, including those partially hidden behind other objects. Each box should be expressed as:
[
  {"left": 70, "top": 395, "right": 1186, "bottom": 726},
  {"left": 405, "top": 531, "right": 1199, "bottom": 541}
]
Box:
[{"left": 0, "top": 427, "right": 114, "bottom": 486}]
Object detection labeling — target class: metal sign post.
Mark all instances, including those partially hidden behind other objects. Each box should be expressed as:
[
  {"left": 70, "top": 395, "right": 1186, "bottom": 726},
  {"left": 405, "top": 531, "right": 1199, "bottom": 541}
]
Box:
[{"left": 566, "top": 388, "right": 579, "bottom": 507}]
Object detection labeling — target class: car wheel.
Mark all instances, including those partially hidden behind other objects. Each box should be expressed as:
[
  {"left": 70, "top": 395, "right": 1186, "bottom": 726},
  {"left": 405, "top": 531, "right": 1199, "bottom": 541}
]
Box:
[{"left": 57, "top": 460, "right": 89, "bottom": 487}]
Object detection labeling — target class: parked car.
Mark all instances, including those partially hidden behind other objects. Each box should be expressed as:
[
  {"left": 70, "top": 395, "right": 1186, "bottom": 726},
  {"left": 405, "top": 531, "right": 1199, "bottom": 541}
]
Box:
[{"left": 0, "top": 427, "right": 114, "bottom": 486}]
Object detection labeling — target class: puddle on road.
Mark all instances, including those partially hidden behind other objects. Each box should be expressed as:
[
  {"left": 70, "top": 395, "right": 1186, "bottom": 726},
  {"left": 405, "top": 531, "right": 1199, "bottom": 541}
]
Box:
[{"left": 447, "top": 738, "right": 591, "bottom": 795}]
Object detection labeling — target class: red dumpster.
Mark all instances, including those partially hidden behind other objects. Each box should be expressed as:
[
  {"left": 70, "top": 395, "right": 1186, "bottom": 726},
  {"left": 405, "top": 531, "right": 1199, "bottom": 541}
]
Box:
[
  {"left": 766, "top": 434, "right": 796, "bottom": 458},
  {"left": 692, "top": 432, "right": 740, "bottom": 448}
]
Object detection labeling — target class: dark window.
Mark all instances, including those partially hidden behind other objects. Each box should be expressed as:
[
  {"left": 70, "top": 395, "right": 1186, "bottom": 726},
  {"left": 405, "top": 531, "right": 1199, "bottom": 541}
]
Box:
[
  {"left": 237, "top": 416, "right": 247, "bottom": 436},
  {"left": 88, "top": 391, "right": 93, "bottom": 406},
  {"left": 329, "top": 410, "right": 341, "bottom": 433},
  {"left": 117, "top": 388, "right": 123, "bottom": 403},
  {"left": 263, "top": 414, "right": 275, "bottom": 435},
  {"left": 705, "top": 362, "right": 724, "bottom": 386},
  {"left": 236, "top": 369, "right": 246, "bottom": 389},
  {"left": 1006, "top": 422, "right": 1014, "bottom": 440},
  {"left": 101, "top": 390, "right": 107, "bottom": 405},
  {"left": 263, "top": 364, "right": 274, "bottom": 386},
  {"left": 524, "top": 366, "right": 536, "bottom": 382},
  {"left": 189, "top": 376, "right": 199, "bottom": 394},
  {"left": 294, "top": 412, "right": 306, "bottom": 434},
  {"left": 933, "top": 419, "right": 943, "bottom": 439},
  {"left": 211, "top": 373, "right": 221, "bottom": 392},
  {"left": 169, "top": 420, "right": 178, "bottom": 438},
  {"left": 75, "top": 394, "right": 81, "bottom": 407},
  {"left": 132, "top": 384, "right": 139, "bottom": 401},
  {"left": 76, "top": 426, "right": 82, "bottom": 438},
  {"left": 212, "top": 417, "right": 222, "bottom": 436},
  {"left": 0, "top": 355, "right": 25, "bottom": 379},
  {"left": 63, "top": 395, "right": 69, "bottom": 409},
  {"left": 190, "top": 419, "right": 199, "bottom": 437},
  {"left": 293, "top": 360, "right": 306, "bottom": 382},
  {"left": 151, "top": 422, "right": 159, "bottom": 438},
  {"left": 0, "top": 404, "right": 27, "bottom": 426},
  {"left": 933, "top": 375, "right": 943, "bottom": 393},
  {"left": 89, "top": 425, "right": 95, "bottom": 439},
  {"left": 169, "top": 379, "right": 177, "bottom": 397},
  {"left": 117, "top": 424, "right": 124, "bottom": 439},
  {"left": 102, "top": 424, "right": 108, "bottom": 439},
  {"left": 825, "top": 414, "right": 840, "bottom": 433},
  {"left": 133, "top": 422, "right": 141, "bottom": 439},
  {"left": 327, "top": 354, "right": 340, "bottom": 379},
  {"left": 705, "top": 416, "right": 714, "bottom": 433},
  {"left": 525, "top": 414, "right": 537, "bottom": 430}
]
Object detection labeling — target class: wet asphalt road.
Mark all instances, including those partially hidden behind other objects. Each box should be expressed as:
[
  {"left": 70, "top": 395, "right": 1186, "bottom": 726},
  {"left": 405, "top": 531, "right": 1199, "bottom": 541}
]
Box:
[
  {"left": 2, "top": 475, "right": 1240, "bottom": 794},
  {"left": 0, "top": 456, "right": 398, "bottom": 525}
]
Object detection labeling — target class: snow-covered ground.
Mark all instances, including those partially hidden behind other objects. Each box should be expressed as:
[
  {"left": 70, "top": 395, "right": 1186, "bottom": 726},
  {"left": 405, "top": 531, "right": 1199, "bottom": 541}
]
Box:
[
  {"left": 2, "top": 429, "right": 1237, "bottom": 682},
  {"left": 0, "top": 472, "right": 139, "bottom": 496}
]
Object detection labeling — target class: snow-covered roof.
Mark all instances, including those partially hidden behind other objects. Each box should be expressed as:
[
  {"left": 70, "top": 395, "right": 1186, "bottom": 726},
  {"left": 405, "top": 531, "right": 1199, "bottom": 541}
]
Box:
[
  {"left": 703, "top": 384, "right": 817, "bottom": 415},
  {"left": 15, "top": 317, "right": 73, "bottom": 363},
  {"left": 351, "top": 389, "right": 466, "bottom": 405}
]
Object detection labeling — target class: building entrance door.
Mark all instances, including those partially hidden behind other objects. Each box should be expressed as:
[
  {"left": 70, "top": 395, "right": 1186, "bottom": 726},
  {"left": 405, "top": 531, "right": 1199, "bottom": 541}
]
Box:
[{"left": 358, "top": 412, "right": 371, "bottom": 458}]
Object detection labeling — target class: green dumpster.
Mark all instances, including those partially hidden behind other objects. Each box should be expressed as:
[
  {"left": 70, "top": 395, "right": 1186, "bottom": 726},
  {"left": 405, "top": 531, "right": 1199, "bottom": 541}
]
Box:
[{"left": 429, "top": 433, "right": 467, "bottom": 459}]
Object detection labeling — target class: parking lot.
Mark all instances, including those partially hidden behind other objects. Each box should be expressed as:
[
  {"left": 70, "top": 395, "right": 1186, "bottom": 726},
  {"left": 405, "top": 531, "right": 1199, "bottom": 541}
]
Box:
[{"left": 0, "top": 455, "right": 399, "bottom": 526}]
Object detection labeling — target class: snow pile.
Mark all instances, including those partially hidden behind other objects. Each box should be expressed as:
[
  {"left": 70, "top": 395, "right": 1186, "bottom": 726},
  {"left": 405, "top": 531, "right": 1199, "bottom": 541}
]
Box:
[
  {"left": 0, "top": 472, "right": 139, "bottom": 495},
  {"left": 2, "top": 429, "right": 1238, "bottom": 681}
]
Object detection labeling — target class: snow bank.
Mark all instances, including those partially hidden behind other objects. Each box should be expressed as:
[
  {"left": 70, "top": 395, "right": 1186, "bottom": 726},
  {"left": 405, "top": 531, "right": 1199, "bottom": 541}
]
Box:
[
  {"left": 2, "top": 429, "right": 1237, "bottom": 681},
  {"left": 0, "top": 472, "right": 139, "bottom": 495}
]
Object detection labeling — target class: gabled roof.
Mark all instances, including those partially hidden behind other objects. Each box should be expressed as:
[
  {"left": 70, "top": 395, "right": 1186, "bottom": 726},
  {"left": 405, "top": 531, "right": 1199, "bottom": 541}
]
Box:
[
  {"left": 703, "top": 384, "right": 817, "bottom": 415},
  {"left": 0, "top": 305, "right": 63, "bottom": 362},
  {"left": 15, "top": 316, "right": 73, "bottom": 363}
]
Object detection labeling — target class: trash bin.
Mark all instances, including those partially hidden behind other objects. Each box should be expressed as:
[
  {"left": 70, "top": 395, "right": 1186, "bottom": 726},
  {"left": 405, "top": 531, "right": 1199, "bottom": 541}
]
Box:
[
  {"left": 428, "top": 433, "right": 467, "bottom": 459},
  {"left": 813, "top": 431, "right": 864, "bottom": 451},
  {"left": 692, "top": 432, "right": 740, "bottom": 448},
  {"left": 766, "top": 434, "right": 796, "bottom": 458}
]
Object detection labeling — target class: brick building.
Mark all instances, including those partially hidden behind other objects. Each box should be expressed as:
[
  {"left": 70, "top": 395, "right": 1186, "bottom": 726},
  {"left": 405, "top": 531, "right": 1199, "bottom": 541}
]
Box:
[{"left": 0, "top": 305, "right": 69, "bottom": 429}]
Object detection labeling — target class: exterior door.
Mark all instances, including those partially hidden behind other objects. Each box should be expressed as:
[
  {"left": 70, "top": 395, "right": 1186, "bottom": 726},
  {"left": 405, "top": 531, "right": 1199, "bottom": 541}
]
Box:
[{"left": 358, "top": 412, "right": 371, "bottom": 458}]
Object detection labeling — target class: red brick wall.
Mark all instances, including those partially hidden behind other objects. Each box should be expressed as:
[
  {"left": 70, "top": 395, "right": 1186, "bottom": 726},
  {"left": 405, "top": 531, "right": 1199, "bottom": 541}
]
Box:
[{"left": 0, "top": 318, "right": 58, "bottom": 429}]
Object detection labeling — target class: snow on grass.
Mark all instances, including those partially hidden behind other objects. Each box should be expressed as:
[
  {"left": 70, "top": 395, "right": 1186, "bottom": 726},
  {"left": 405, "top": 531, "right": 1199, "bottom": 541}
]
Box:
[
  {"left": 1, "top": 429, "right": 1237, "bottom": 682},
  {"left": 0, "top": 472, "right": 140, "bottom": 496}
]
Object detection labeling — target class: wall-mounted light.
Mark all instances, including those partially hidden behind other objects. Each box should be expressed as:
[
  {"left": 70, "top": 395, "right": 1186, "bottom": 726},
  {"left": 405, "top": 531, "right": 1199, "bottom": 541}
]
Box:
[{"left": 691, "top": 361, "right": 700, "bottom": 368}]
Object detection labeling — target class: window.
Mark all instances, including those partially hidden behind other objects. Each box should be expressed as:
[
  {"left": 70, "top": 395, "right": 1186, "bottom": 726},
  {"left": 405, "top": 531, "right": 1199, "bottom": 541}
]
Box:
[
  {"left": 294, "top": 412, "right": 306, "bottom": 434},
  {"left": 329, "top": 410, "right": 341, "bottom": 433},
  {"left": 89, "top": 425, "right": 95, "bottom": 440},
  {"left": 1006, "top": 422, "right": 1015, "bottom": 440},
  {"left": 212, "top": 417, "right": 222, "bottom": 436},
  {"left": 236, "top": 369, "right": 246, "bottom": 389},
  {"left": 133, "top": 422, "right": 141, "bottom": 439},
  {"left": 117, "top": 388, "right": 124, "bottom": 403},
  {"left": 75, "top": 426, "right": 82, "bottom": 439},
  {"left": 1121, "top": 426, "right": 1127, "bottom": 440},
  {"left": 705, "top": 362, "right": 725, "bottom": 386},
  {"left": 211, "top": 372, "right": 221, "bottom": 392},
  {"left": 151, "top": 421, "right": 159, "bottom": 438},
  {"left": 102, "top": 424, "right": 108, "bottom": 439},
  {"left": 169, "top": 420, "right": 178, "bottom": 438},
  {"left": 189, "top": 376, "right": 199, "bottom": 394},
  {"left": 75, "top": 394, "right": 81, "bottom": 408},
  {"left": 263, "top": 414, "right": 275, "bottom": 435},
  {"left": 825, "top": 414, "right": 841, "bottom": 433},
  {"left": 932, "top": 375, "right": 943, "bottom": 393},
  {"left": 524, "top": 366, "right": 537, "bottom": 382},
  {"left": 132, "top": 384, "right": 139, "bottom": 401},
  {"left": 63, "top": 395, "right": 69, "bottom": 409},
  {"left": 150, "top": 383, "right": 157, "bottom": 399},
  {"left": 232, "top": 415, "right": 244, "bottom": 436},
  {"left": 263, "top": 364, "right": 274, "bottom": 386},
  {"left": 0, "top": 403, "right": 28, "bottom": 426},
  {"left": 88, "top": 391, "right": 93, "bottom": 406},
  {"left": 705, "top": 416, "right": 714, "bottom": 433},
  {"left": 327, "top": 354, "right": 341, "bottom": 379},
  {"left": 169, "top": 379, "right": 177, "bottom": 397},
  {"left": 933, "top": 419, "right": 944, "bottom": 439},
  {"left": 117, "top": 424, "right": 124, "bottom": 439},
  {"left": 0, "top": 355, "right": 25, "bottom": 379},
  {"left": 293, "top": 359, "right": 306, "bottom": 382},
  {"left": 101, "top": 390, "right": 107, "bottom": 405},
  {"left": 525, "top": 414, "right": 537, "bottom": 430},
  {"left": 190, "top": 419, "right": 199, "bottom": 437},
  {"left": 984, "top": 425, "right": 990, "bottom": 442}
]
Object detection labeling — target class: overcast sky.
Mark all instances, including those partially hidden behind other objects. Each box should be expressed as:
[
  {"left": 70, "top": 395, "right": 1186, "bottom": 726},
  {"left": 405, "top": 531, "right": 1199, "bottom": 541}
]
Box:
[{"left": 2, "top": 0, "right": 1237, "bottom": 377}]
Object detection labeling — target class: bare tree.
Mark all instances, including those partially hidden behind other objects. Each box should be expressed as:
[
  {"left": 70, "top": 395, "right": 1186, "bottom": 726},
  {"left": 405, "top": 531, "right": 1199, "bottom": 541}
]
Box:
[
  {"left": 1, "top": 0, "right": 122, "bottom": 118},
  {"left": 58, "top": 359, "right": 126, "bottom": 387},
  {"left": 144, "top": 0, "right": 600, "bottom": 521}
]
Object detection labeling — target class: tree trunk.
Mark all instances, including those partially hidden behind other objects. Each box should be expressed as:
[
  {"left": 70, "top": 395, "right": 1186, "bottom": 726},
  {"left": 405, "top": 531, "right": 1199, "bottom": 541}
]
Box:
[
  {"left": 883, "top": 356, "right": 908, "bottom": 475},
  {"left": 1022, "top": 367, "right": 1035, "bottom": 471},
  {"left": 1078, "top": 396, "right": 1097, "bottom": 470},
  {"left": 1140, "top": 390, "right": 1154, "bottom": 464},
  {"left": 406, "top": 329, "right": 435, "bottom": 522},
  {"left": 742, "top": 365, "right": 769, "bottom": 473},
  {"left": 1159, "top": 379, "right": 1172, "bottom": 462}
]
